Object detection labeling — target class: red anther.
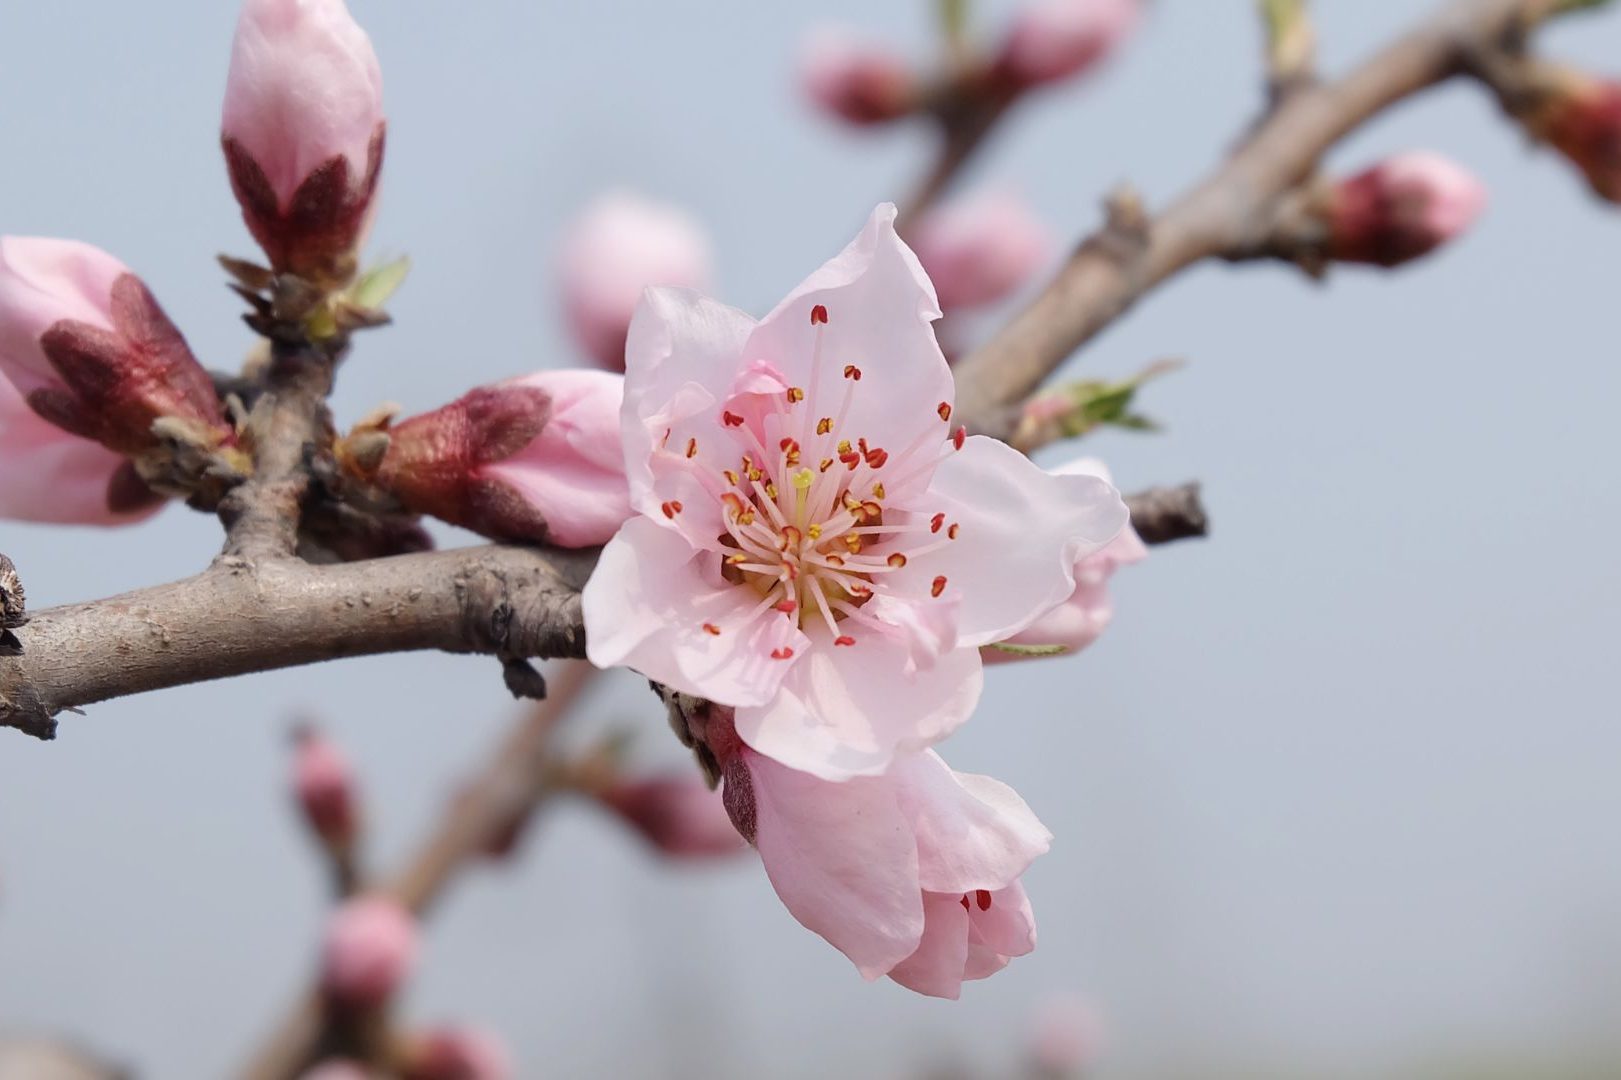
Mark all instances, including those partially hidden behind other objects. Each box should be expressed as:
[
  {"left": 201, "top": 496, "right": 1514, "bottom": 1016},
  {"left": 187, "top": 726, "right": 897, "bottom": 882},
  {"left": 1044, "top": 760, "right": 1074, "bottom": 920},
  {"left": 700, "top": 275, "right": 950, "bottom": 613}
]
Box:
[
  {"left": 839, "top": 451, "right": 862, "bottom": 469},
  {"left": 858, "top": 437, "right": 869, "bottom": 454},
  {"left": 863, "top": 448, "right": 888, "bottom": 469},
  {"left": 723, "top": 410, "right": 745, "bottom": 427},
  {"left": 819, "top": 458, "right": 834, "bottom": 472},
  {"left": 930, "top": 512, "right": 945, "bottom": 534},
  {"left": 947, "top": 522, "right": 961, "bottom": 540},
  {"left": 842, "top": 364, "right": 862, "bottom": 381},
  {"left": 810, "top": 304, "right": 829, "bottom": 325},
  {"left": 952, "top": 426, "right": 966, "bottom": 450},
  {"left": 859, "top": 500, "right": 882, "bottom": 521},
  {"left": 931, "top": 575, "right": 947, "bottom": 597},
  {"left": 721, "top": 492, "right": 746, "bottom": 514},
  {"left": 975, "top": 889, "right": 992, "bottom": 911},
  {"left": 661, "top": 500, "right": 683, "bottom": 518},
  {"left": 685, "top": 437, "right": 698, "bottom": 459},
  {"left": 661, "top": 427, "right": 672, "bottom": 446},
  {"left": 959, "top": 895, "right": 971, "bottom": 911},
  {"left": 786, "top": 387, "right": 806, "bottom": 403},
  {"left": 817, "top": 417, "right": 832, "bottom": 435},
  {"left": 834, "top": 635, "right": 856, "bottom": 647},
  {"left": 779, "top": 437, "right": 800, "bottom": 453},
  {"left": 703, "top": 623, "right": 722, "bottom": 636},
  {"left": 937, "top": 402, "right": 951, "bottom": 422},
  {"left": 774, "top": 599, "right": 798, "bottom": 614},
  {"left": 770, "top": 646, "right": 795, "bottom": 660},
  {"left": 887, "top": 553, "right": 907, "bottom": 568}
]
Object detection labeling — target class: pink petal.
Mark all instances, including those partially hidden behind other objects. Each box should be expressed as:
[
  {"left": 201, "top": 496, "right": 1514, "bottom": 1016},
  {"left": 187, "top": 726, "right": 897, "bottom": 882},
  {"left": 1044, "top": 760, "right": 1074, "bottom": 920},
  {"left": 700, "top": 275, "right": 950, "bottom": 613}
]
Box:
[
  {"left": 962, "top": 881, "right": 1037, "bottom": 981},
  {"left": 481, "top": 369, "right": 630, "bottom": 547},
  {"left": 0, "top": 237, "right": 125, "bottom": 395},
  {"left": 741, "top": 205, "right": 953, "bottom": 477},
  {"left": 886, "top": 891, "right": 972, "bottom": 999},
  {"left": 0, "top": 374, "right": 160, "bottom": 526},
  {"left": 891, "top": 751, "right": 1051, "bottom": 894},
  {"left": 733, "top": 627, "right": 983, "bottom": 781},
  {"left": 582, "top": 517, "right": 806, "bottom": 706},
  {"left": 896, "top": 436, "right": 1127, "bottom": 646},
  {"left": 741, "top": 748, "right": 925, "bottom": 979}
]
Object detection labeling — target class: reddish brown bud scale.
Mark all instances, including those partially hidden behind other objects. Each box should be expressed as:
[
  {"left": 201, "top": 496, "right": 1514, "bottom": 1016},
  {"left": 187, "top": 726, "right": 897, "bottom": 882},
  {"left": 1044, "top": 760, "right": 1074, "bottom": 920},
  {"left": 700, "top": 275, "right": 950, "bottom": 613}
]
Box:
[{"left": 1535, "top": 79, "right": 1621, "bottom": 203}]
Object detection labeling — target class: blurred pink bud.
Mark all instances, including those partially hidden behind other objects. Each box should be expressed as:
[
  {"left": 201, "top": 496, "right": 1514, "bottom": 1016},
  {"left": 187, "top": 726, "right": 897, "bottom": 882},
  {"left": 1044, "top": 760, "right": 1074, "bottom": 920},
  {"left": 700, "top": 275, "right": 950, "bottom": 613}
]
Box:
[
  {"left": 998, "top": 0, "right": 1138, "bottom": 90},
  {"left": 598, "top": 775, "right": 748, "bottom": 859},
  {"left": 1533, "top": 77, "right": 1621, "bottom": 203},
  {"left": 910, "top": 192, "right": 1050, "bottom": 310},
  {"left": 1327, "top": 152, "right": 1486, "bottom": 267},
  {"left": 292, "top": 726, "right": 358, "bottom": 852},
  {"left": 800, "top": 29, "right": 918, "bottom": 126},
  {"left": 222, "top": 0, "right": 385, "bottom": 286},
  {"left": 986, "top": 458, "right": 1145, "bottom": 664},
  {"left": 401, "top": 1026, "right": 513, "bottom": 1080},
  {"left": 298, "top": 1063, "right": 370, "bottom": 1080},
  {"left": 0, "top": 373, "right": 165, "bottom": 525},
  {"left": 0, "top": 237, "right": 232, "bottom": 458},
  {"left": 320, "top": 895, "right": 418, "bottom": 1008},
  {"left": 1028, "top": 993, "right": 1105, "bottom": 1077},
  {"left": 343, "top": 370, "right": 630, "bottom": 548},
  {"left": 558, "top": 193, "right": 713, "bottom": 372}
]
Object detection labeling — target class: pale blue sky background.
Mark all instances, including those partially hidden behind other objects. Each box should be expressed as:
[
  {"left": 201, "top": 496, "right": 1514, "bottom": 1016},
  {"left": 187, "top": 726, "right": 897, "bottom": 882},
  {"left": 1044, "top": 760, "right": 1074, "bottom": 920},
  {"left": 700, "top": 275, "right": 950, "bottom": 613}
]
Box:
[{"left": 2, "top": 2, "right": 1619, "bottom": 1078}]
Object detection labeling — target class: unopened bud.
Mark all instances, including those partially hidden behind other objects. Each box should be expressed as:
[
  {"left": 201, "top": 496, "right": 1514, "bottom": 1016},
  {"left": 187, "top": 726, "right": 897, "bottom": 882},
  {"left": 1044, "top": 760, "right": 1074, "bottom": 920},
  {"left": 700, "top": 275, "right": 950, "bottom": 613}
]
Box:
[
  {"left": 1326, "top": 152, "right": 1487, "bottom": 267},
  {"left": 598, "top": 775, "right": 748, "bottom": 859},
  {"left": 221, "top": 0, "right": 386, "bottom": 288},
  {"left": 340, "top": 371, "right": 630, "bottom": 548},
  {"left": 559, "top": 193, "right": 712, "bottom": 372},
  {"left": 298, "top": 1063, "right": 371, "bottom": 1080},
  {"left": 1528, "top": 74, "right": 1621, "bottom": 202},
  {"left": 799, "top": 29, "right": 918, "bottom": 126},
  {"left": 910, "top": 191, "right": 1050, "bottom": 310},
  {"left": 0, "top": 237, "right": 234, "bottom": 459},
  {"left": 997, "top": 0, "right": 1139, "bottom": 91},
  {"left": 400, "top": 1026, "right": 513, "bottom": 1080},
  {"left": 292, "top": 726, "right": 359, "bottom": 853},
  {"left": 320, "top": 895, "right": 418, "bottom": 1008}
]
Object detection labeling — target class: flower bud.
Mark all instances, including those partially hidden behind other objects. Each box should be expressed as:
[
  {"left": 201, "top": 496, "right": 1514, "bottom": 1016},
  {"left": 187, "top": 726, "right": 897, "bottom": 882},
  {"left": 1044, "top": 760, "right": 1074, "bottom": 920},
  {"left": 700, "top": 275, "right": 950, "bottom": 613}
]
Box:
[
  {"left": 1325, "top": 152, "right": 1487, "bottom": 267},
  {"left": 400, "top": 1026, "right": 513, "bottom": 1080},
  {"left": 299, "top": 1063, "right": 371, "bottom": 1080},
  {"left": 337, "top": 370, "right": 630, "bottom": 548},
  {"left": 1028, "top": 994, "right": 1105, "bottom": 1078},
  {"left": 910, "top": 191, "right": 1050, "bottom": 310},
  {"left": 320, "top": 895, "right": 418, "bottom": 1008},
  {"left": 0, "top": 237, "right": 233, "bottom": 459},
  {"left": 558, "top": 193, "right": 712, "bottom": 371},
  {"left": 291, "top": 726, "right": 359, "bottom": 854},
  {"left": 799, "top": 29, "right": 918, "bottom": 125},
  {"left": 1528, "top": 74, "right": 1621, "bottom": 202},
  {"left": 597, "top": 775, "right": 748, "bottom": 859},
  {"left": 997, "top": 0, "right": 1138, "bottom": 91},
  {"left": 221, "top": 0, "right": 385, "bottom": 287},
  {"left": 0, "top": 373, "right": 165, "bottom": 525}
]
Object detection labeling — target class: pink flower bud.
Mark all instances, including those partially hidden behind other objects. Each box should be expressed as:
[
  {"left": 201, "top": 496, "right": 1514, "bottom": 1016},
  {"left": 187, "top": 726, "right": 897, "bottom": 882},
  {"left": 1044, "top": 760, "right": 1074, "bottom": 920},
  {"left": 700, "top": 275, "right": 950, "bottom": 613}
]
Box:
[
  {"left": 0, "top": 237, "right": 232, "bottom": 457},
  {"left": 910, "top": 192, "right": 1051, "bottom": 310},
  {"left": 1326, "top": 152, "right": 1486, "bottom": 267},
  {"left": 1028, "top": 994, "right": 1105, "bottom": 1077},
  {"left": 299, "top": 1063, "right": 370, "bottom": 1080},
  {"left": 342, "top": 370, "right": 630, "bottom": 548},
  {"left": 291, "top": 726, "right": 358, "bottom": 852},
  {"left": 0, "top": 374, "right": 165, "bottom": 525},
  {"left": 401, "top": 1026, "right": 513, "bottom": 1080},
  {"left": 998, "top": 0, "right": 1138, "bottom": 91},
  {"left": 1534, "top": 77, "right": 1621, "bottom": 203},
  {"left": 799, "top": 29, "right": 918, "bottom": 126},
  {"left": 221, "top": 0, "right": 385, "bottom": 286},
  {"left": 320, "top": 895, "right": 418, "bottom": 1008},
  {"left": 558, "top": 193, "right": 712, "bottom": 372},
  {"left": 598, "top": 775, "right": 748, "bottom": 859}
]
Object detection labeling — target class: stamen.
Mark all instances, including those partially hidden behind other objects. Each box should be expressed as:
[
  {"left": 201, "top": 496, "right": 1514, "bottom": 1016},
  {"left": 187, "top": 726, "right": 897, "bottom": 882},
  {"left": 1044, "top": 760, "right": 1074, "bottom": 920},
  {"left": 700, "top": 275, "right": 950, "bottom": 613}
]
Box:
[
  {"left": 816, "top": 417, "right": 832, "bottom": 435},
  {"left": 948, "top": 523, "right": 960, "bottom": 540},
  {"left": 786, "top": 387, "right": 805, "bottom": 404},
  {"left": 723, "top": 411, "right": 744, "bottom": 427},
  {"left": 931, "top": 575, "right": 947, "bottom": 597},
  {"left": 685, "top": 437, "right": 698, "bottom": 459},
  {"left": 930, "top": 512, "right": 945, "bottom": 534},
  {"left": 975, "top": 889, "right": 992, "bottom": 911},
  {"left": 842, "top": 364, "right": 862, "bottom": 381},
  {"left": 834, "top": 635, "right": 856, "bottom": 646},
  {"left": 774, "top": 599, "right": 798, "bottom": 615},
  {"left": 703, "top": 623, "right": 722, "bottom": 636},
  {"left": 770, "top": 646, "right": 795, "bottom": 660},
  {"left": 723, "top": 469, "right": 739, "bottom": 486},
  {"left": 952, "top": 426, "right": 966, "bottom": 450},
  {"left": 810, "top": 304, "right": 829, "bottom": 325},
  {"left": 661, "top": 500, "right": 683, "bottom": 518},
  {"left": 887, "top": 553, "right": 908, "bottom": 568},
  {"left": 871, "top": 482, "right": 885, "bottom": 500},
  {"left": 938, "top": 402, "right": 951, "bottom": 422}
]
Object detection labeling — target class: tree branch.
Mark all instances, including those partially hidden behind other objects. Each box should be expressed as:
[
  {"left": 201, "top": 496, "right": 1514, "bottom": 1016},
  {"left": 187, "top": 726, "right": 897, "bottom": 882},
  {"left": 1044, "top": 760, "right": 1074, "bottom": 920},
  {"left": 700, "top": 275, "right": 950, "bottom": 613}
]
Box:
[{"left": 951, "top": 0, "right": 1565, "bottom": 437}]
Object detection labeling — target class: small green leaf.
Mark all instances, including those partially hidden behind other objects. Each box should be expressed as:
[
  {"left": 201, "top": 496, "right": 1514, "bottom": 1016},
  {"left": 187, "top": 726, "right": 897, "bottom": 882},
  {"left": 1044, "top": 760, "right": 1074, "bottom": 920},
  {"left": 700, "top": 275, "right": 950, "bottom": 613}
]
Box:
[
  {"left": 350, "top": 255, "right": 412, "bottom": 312},
  {"left": 986, "top": 642, "right": 1070, "bottom": 658},
  {"left": 938, "top": 0, "right": 971, "bottom": 44}
]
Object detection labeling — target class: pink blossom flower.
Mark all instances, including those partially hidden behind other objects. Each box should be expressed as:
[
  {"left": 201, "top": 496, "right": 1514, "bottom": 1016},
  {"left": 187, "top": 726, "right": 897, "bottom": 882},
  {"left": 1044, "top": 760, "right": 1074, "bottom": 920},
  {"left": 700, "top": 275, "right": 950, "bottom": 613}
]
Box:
[
  {"left": 221, "top": 0, "right": 385, "bottom": 285},
  {"left": 298, "top": 1063, "right": 370, "bottom": 1080},
  {"left": 340, "top": 369, "right": 630, "bottom": 548},
  {"left": 706, "top": 712, "right": 1048, "bottom": 998},
  {"left": 292, "top": 726, "right": 358, "bottom": 851},
  {"left": 910, "top": 191, "right": 1051, "bottom": 310},
  {"left": 584, "top": 204, "right": 1127, "bottom": 780},
  {"left": 1028, "top": 993, "right": 1106, "bottom": 1077},
  {"left": 1532, "top": 76, "right": 1621, "bottom": 203},
  {"left": 558, "top": 192, "right": 713, "bottom": 372},
  {"left": 799, "top": 29, "right": 917, "bottom": 126},
  {"left": 0, "top": 236, "right": 232, "bottom": 458},
  {"left": 320, "top": 895, "right": 418, "bottom": 1008},
  {"left": 998, "top": 0, "right": 1139, "bottom": 91},
  {"left": 1327, "top": 152, "right": 1487, "bottom": 267},
  {"left": 401, "top": 1026, "right": 513, "bottom": 1080},
  {"left": 986, "top": 458, "right": 1145, "bottom": 662},
  {"left": 0, "top": 374, "right": 164, "bottom": 525},
  {"left": 596, "top": 774, "right": 747, "bottom": 859}
]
